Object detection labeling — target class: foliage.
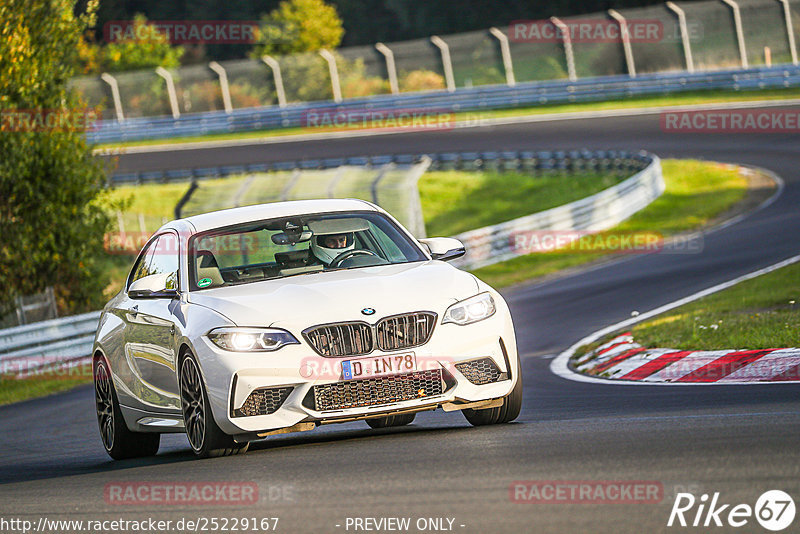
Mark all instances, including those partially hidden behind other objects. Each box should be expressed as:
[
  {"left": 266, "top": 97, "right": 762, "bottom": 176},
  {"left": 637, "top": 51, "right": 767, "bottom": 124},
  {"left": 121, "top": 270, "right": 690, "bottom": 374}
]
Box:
[
  {"left": 399, "top": 70, "right": 445, "bottom": 92},
  {"left": 253, "top": 0, "right": 344, "bottom": 57},
  {"left": 0, "top": 0, "right": 112, "bottom": 316},
  {"left": 101, "top": 14, "right": 185, "bottom": 72}
]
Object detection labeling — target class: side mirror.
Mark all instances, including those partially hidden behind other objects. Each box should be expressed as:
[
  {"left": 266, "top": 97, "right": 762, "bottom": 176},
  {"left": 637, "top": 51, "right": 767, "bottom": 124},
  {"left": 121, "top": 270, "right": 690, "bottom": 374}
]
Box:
[
  {"left": 129, "top": 273, "right": 179, "bottom": 299},
  {"left": 419, "top": 238, "right": 466, "bottom": 262}
]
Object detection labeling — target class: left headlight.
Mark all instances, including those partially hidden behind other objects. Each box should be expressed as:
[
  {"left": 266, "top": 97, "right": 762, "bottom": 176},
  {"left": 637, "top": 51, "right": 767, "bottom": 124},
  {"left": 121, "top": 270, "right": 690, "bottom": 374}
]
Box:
[
  {"left": 207, "top": 328, "right": 299, "bottom": 352},
  {"left": 442, "top": 293, "right": 496, "bottom": 326}
]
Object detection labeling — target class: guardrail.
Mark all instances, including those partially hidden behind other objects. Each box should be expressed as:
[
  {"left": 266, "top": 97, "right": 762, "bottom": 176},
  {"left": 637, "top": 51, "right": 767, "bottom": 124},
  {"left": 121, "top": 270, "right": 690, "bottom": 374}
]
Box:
[
  {"left": 0, "top": 311, "right": 99, "bottom": 377},
  {"left": 116, "top": 149, "right": 648, "bottom": 184},
  {"left": 451, "top": 153, "right": 664, "bottom": 269},
  {"left": 90, "top": 65, "right": 800, "bottom": 145}
]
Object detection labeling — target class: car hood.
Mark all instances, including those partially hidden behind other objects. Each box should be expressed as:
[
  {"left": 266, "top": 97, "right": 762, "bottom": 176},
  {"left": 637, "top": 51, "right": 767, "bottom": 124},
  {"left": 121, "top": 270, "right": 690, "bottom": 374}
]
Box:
[{"left": 188, "top": 261, "right": 479, "bottom": 329}]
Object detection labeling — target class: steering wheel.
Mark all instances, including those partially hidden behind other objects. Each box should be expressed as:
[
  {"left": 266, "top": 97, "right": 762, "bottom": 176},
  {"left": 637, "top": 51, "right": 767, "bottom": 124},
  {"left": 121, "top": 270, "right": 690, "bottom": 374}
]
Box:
[{"left": 330, "top": 249, "right": 378, "bottom": 268}]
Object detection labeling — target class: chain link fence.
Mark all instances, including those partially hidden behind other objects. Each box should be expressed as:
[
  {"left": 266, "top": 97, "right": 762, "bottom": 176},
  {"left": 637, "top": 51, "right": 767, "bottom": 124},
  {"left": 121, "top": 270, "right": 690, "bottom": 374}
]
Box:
[{"left": 69, "top": 0, "right": 800, "bottom": 121}]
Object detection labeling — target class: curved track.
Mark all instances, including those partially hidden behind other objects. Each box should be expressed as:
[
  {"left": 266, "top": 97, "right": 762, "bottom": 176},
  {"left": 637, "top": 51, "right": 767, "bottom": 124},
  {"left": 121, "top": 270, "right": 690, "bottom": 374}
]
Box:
[{"left": 2, "top": 107, "right": 799, "bottom": 532}]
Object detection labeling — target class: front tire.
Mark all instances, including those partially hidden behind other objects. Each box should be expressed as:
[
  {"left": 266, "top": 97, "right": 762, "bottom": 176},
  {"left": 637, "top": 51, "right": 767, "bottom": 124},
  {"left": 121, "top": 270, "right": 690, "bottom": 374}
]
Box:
[
  {"left": 366, "top": 413, "right": 416, "bottom": 429},
  {"left": 180, "top": 353, "right": 248, "bottom": 458},
  {"left": 462, "top": 371, "right": 523, "bottom": 426},
  {"left": 94, "top": 357, "right": 160, "bottom": 460}
]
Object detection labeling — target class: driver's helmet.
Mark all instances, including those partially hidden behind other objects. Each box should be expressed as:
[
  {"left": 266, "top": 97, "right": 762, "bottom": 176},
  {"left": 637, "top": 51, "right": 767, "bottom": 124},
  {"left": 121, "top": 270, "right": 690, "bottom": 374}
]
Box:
[{"left": 310, "top": 232, "right": 355, "bottom": 265}]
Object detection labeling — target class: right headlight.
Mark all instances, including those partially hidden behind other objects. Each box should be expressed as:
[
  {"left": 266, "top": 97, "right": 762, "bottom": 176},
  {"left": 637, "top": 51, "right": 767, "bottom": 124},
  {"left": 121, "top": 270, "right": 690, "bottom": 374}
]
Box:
[
  {"left": 207, "top": 327, "right": 299, "bottom": 352},
  {"left": 442, "top": 293, "right": 496, "bottom": 326}
]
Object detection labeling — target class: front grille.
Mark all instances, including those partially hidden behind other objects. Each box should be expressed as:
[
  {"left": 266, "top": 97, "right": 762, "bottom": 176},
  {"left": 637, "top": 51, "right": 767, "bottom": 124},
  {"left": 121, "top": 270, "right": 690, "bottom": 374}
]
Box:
[
  {"left": 376, "top": 312, "right": 436, "bottom": 351},
  {"left": 304, "top": 322, "right": 373, "bottom": 357},
  {"left": 303, "top": 312, "right": 436, "bottom": 357},
  {"left": 312, "top": 369, "right": 444, "bottom": 411},
  {"left": 455, "top": 358, "right": 506, "bottom": 385},
  {"left": 234, "top": 386, "right": 293, "bottom": 417}
]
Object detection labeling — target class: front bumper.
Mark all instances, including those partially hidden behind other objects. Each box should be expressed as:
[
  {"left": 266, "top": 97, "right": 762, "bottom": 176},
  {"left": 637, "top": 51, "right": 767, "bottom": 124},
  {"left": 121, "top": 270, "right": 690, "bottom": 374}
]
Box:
[{"left": 193, "top": 307, "right": 519, "bottom": 438}]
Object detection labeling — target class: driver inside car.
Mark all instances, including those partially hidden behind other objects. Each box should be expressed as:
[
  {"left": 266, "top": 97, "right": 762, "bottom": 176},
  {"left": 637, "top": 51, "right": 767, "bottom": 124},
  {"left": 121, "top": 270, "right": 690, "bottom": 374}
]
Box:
[{"left": 310, "top": 232, "right": 356, "bottom": 266}]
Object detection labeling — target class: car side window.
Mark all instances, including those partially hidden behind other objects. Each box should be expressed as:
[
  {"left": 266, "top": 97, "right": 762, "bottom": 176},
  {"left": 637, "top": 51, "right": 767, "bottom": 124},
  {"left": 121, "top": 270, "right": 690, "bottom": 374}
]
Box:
[
  {"left": 147, "top": 233, "right": 180, "bottom": 290},
  {"left": 128, "top": 239, "right": 158, "bottom": 288}
]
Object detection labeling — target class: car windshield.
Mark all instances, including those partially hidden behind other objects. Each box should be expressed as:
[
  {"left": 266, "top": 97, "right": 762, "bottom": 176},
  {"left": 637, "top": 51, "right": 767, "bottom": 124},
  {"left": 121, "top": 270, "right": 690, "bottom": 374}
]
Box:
[{"left": 188, "top": 211, "right": 427, "bottom": 290}]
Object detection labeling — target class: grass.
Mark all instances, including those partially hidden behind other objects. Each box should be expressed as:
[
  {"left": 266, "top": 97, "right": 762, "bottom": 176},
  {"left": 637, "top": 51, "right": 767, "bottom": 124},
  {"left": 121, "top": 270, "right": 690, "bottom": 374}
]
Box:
[
  {"left": 472, "top": 160, "right": 751, "bottom": 288},
  {"left": 95, "top": 87, "right": 800, "bottom": 150},
  {"left": 631, "top": 262, "right": 800, "bottom": 351},
  {"left": 0, "top": 364, "right": 92, "bottom": 406},
  {"left": 419, "top": 170, "right": 623, "bottom": 237}
]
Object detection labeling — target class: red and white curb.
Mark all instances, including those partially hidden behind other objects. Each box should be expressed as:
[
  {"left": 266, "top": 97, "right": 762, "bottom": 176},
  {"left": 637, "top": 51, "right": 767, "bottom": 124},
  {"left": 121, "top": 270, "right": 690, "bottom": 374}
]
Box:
[
  {"left": 574, "top": 333, "right": 800, "bottom": 383},
  {"left": 551, "top": 253, "right": 800, "bottom": 386}
]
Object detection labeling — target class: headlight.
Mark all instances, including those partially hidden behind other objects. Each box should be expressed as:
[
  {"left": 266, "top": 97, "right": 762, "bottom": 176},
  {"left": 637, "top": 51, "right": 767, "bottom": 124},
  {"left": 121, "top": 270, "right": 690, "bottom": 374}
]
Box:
[
  {"left": 207, "top": 328, "right": 299, "bottom": 352},
  {"left": 442, "top": 293, "right": 496, "bottom": 326}
]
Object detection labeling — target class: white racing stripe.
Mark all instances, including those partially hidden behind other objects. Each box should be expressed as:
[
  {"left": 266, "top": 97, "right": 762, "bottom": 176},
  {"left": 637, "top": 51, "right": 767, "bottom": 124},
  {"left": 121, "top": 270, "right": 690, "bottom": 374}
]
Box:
[
  {"left": 641, "top": 351, "right": 732, "bottom": 382},
  {"left": 720, "top": 349, "right": 800, "bottom": 382}
]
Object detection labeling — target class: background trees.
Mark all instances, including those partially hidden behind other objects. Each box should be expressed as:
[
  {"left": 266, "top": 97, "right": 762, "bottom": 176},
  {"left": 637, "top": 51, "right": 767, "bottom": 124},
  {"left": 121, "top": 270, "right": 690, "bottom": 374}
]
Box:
[{"left": 0, "top": 0, "right": 112, "bottom": 316}]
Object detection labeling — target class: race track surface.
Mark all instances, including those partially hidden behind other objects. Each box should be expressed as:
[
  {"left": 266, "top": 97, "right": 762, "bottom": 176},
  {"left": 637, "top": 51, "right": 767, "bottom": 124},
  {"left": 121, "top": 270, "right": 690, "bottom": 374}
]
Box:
[{"left": 2, "top": 106, "right": 799, "bottom": 533}]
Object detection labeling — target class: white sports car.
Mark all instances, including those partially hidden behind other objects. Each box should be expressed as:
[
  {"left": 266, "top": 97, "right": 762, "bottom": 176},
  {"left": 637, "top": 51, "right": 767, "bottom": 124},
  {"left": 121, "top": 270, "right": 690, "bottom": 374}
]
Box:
[{"left": 93, "top": 199, "right": 522, "bottom": 459}]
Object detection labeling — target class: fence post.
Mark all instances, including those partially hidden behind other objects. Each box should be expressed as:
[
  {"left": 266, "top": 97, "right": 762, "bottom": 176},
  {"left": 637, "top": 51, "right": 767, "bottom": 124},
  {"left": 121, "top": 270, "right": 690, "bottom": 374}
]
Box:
[
  {"left": 375, "top": 43, "right": 400, "bottom": 94},
  {"left": 489, "top": 28, "right": 516, "bottom": 86},
  {"left": 319, "top": 49, "right": 343, "bottom": 103},
  {"left": 666, "top": 2, "right": 695, "bottom": 73},
  {"left": 778, "top": 0, "right": 799, "bottom": 65},
  {"left": 261, "top": 56, "right": 287, "bottom": 108},
  {"left": 100, "top": 73, "right": 125, "bottom": 122},
  {"left": 430, "top": 36, "right": 456, "bottom": 92},
  {"left": 155, "top": 67, "right": 181, "bottom": 119},
  {"left": 608, "top": 10, "right": 637, "bottom": 77},
  {"left": 550, "top": 17, "right": 577, "bottom": 82},
  {"left": 721, "top": 0, "right": 749, "bottom": 68},
  {"left": 208, "top": 61, "right": 233, "bottom": 113}
]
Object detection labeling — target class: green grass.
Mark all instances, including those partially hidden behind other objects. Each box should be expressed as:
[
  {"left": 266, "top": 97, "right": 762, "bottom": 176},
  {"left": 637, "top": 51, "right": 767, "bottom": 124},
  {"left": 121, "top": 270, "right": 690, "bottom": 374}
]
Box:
[
  {"left": 0, "top": 365, "right": 93, "bottom": 406},
  {"left": 95, "top": 87, "right": 800, "bottom": 150},
  {"left": 419, "top": 170, "right": 623, "bottom": 237},
  {"left": 631, "top": 262, "right": 800, "bottom": 351},
  {"left": 472, "top": 160, "right": 751, "bottom": 288}
]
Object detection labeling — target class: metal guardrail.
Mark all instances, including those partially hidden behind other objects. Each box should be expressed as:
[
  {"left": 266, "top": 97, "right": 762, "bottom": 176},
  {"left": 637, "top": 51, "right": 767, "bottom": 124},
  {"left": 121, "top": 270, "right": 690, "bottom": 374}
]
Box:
[
  {"left": 90, "top": 65, "right": 800, "bottom": 145},
  {"left": 451, "top": 153, "right": 664, "bottom": 269},
  {"left": 115, "top": 149, "right": 648, "bottom": 184},
  {"left": 0, "top": 311, "right": 100, "bottom": 377}
]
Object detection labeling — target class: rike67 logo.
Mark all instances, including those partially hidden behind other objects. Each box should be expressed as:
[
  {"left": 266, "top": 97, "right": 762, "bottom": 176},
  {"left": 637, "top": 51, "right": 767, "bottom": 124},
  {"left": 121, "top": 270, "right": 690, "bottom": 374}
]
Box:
[{"left": 668, "top": 490, "right": 795, "bottom": 531}]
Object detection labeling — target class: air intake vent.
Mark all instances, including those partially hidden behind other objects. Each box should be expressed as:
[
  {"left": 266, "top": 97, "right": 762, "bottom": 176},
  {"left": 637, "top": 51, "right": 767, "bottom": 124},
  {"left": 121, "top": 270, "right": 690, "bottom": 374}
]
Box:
[
  {"left": 234, "top": 386, "right": 293, "bottom": 417},
  {"left": 455, "top": 358, "right": 506, "bottom": 385},
  {"left": 312, "top": 369, "right": 444, "bottom": 411}
]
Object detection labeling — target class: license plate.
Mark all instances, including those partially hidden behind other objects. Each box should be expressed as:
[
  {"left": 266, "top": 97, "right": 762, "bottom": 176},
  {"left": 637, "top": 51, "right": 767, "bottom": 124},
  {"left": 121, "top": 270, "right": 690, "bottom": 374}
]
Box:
[{"left": 341, "top": 353, "right": 417, "bottom": 380}]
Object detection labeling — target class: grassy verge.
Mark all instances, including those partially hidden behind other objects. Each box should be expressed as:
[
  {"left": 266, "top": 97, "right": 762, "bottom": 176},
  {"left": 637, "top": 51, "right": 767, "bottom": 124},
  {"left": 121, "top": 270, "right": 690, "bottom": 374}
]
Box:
[
  {"left": 0, "top": 364, "right": 92, "bottom": 407},
  {"left": 630, "top": 262, "right": 800, "bottom": 351},
  {"left": 473, "top": 160, "right": 752, "bottom": 289},
  {"left": 96, "top": 87, "right": 800, "bottom": 150},
  {"left": 420, "top": 170, "right": 622, "bottom": 237}
]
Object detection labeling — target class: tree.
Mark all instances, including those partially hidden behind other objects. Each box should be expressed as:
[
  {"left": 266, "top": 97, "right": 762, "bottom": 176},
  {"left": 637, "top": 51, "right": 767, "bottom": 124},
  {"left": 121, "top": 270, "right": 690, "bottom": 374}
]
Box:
[
  {"left": 101, "top": 14, "right": 184, "bottom": 72},
  {"left": 0, "top": 0, "right": 112, "bottom": 316},
  {"left": 253, "top": 0, "right": 344, "bottom": 57}
]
